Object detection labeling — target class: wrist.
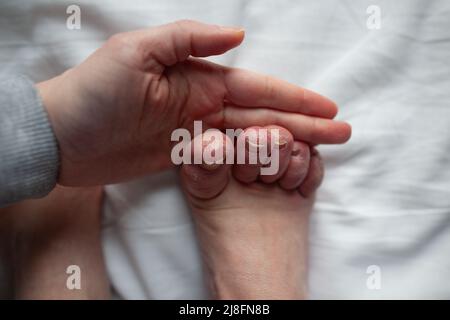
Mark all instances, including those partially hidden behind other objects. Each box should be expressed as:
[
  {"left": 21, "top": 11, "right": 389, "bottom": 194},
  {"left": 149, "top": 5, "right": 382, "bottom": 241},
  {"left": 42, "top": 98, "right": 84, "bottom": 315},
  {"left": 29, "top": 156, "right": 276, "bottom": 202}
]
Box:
[
  {"left": 35, "top": 70, "right": 84, "bottom": 185},
  {"left": 36, "top": 71, "right": 71, "bottom": 137},
  {"left": 36, "top": 74, "right": 64, "bottom": 146}
]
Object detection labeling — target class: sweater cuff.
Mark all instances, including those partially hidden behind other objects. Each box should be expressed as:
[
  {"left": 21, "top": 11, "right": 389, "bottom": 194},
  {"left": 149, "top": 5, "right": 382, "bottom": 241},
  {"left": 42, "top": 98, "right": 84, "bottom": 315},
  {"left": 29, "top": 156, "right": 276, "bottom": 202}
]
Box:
[{"left": 0, "top": 75, "right": 59, "bottom": 207}]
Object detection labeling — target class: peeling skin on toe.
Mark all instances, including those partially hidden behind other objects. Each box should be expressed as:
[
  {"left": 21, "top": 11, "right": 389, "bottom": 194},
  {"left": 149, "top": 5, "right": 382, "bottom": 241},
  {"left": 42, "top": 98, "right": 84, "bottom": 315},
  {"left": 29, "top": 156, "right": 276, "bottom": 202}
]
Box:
[
  {"left": 201, "top": 161, "right": 222, "bottom": 171},
  {"left": 274, "top": 137, "right": 288, "bottom": 148},
  {"left": 291, "top": 142, "right": 309, "bottom": 159}
]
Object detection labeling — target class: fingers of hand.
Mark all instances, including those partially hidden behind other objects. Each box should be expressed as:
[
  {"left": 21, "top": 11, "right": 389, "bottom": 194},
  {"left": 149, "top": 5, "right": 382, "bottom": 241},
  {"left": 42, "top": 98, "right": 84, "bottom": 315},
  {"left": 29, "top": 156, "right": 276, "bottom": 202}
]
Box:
[
  {"left": 223, "top": 68, "right": 338, "bottom": 118},
  {"left": 134, "top": 20, "right": 244, "bottom": 66},
  {"left": 224, "top": 105, "right": 352, "bottom": 145}
]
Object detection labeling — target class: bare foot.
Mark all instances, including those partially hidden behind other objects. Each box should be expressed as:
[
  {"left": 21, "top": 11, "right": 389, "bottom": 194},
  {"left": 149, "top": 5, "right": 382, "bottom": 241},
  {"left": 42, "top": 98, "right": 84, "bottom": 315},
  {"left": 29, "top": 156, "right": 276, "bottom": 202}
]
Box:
[
  {"left": 0, "top": 186, "right": 110, "bottom": 299},
  {"left": 180, "top": 126, "right": 324, "bottom": 299}
]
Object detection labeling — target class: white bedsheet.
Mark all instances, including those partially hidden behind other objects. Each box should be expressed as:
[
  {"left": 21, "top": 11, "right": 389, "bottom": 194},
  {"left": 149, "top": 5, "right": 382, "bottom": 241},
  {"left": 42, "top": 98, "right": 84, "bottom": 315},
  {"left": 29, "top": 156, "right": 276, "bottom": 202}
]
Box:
[{"left": 1, "top": 0, "right": 449, "bottom": 299}]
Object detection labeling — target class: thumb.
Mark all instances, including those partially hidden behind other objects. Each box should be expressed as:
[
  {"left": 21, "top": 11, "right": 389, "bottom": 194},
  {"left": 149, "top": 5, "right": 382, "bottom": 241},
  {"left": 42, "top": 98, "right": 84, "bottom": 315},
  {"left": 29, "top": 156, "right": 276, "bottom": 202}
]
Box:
[
  {"left": 180, "top": 130, "right": 233, "bottom": 200},
  {"left": 136, "top": 20, "right": 244, "bottom": 66}
]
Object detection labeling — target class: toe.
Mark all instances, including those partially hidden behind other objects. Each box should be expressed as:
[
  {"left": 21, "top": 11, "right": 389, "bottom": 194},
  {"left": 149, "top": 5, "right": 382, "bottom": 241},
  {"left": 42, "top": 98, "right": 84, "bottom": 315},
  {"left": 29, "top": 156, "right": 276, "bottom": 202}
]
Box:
[
  {"left": 278, "top": 141, "right": 310, "bottom": 190},
  {"left": 180, "top": 130, "right": 232, "bottom": 199},
  {"left": 298, "top": 147, "right": 324, "bottom": 198}
]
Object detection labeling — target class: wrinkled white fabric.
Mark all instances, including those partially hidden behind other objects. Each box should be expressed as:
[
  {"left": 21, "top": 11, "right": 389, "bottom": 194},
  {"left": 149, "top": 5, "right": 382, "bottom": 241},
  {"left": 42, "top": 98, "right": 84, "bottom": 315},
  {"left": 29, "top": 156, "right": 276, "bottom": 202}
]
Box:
[{"left": 0, "top": 0, "right": 449, "bottom": 299}]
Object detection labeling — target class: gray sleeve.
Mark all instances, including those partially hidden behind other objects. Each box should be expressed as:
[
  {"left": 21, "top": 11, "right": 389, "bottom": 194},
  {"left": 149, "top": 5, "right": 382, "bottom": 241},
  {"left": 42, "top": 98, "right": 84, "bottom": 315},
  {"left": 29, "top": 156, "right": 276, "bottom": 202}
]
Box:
[{"left": 0, "top": 75, "right": 59, "bottom": 207}]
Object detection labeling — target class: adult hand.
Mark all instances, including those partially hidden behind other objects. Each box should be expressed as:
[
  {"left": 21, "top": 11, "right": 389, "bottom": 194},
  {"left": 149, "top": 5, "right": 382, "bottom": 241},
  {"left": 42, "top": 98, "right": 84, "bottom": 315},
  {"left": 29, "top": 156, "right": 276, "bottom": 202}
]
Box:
[{"left": 37, "top": 20, "right": 350, "bottom": 186}]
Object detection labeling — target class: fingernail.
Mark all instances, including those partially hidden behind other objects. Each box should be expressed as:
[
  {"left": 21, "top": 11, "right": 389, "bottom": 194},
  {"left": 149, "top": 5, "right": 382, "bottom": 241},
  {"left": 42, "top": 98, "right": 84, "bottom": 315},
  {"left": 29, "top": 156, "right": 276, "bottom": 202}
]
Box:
[{"left": 220, "top": 26, "right": 245, "bottom": 33}]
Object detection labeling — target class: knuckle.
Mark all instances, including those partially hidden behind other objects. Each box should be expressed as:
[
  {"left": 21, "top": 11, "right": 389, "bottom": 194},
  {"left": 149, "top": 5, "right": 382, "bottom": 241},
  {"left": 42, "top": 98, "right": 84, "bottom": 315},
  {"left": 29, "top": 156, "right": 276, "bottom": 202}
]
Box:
[
  {"left": 264, "top": 76, "right": 276, "bottom": 101},
  {"left": 175, "top": 19, "right": 196, "bottom": 27},
  {"left": 107, "top": 32, "right": 130, "bottom": 48},
  {"left": 260, "top": 109, "right": 273, "bottom": 125},
  {"left": 309, "top": 116, "right": 319, "bottom": 142},
  {"left": 107, "top": 32, "right": 142, "bottom": 62},
  {"left": 299, "top": 87, "right": 308, "bottom": 108},
  {"left": 173, "top": 19, "right": 198, "bottom": 36}
]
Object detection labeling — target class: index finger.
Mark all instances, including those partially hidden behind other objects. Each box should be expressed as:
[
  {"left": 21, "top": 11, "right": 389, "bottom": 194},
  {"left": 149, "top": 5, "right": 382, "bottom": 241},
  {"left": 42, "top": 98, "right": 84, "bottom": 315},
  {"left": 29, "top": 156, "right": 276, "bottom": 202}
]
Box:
[
  {"left": 224, "top": 105, "right": 352, "bottom": 145},
  {"left": 222, "top": 67, "right": 338, "bottom": 119}
]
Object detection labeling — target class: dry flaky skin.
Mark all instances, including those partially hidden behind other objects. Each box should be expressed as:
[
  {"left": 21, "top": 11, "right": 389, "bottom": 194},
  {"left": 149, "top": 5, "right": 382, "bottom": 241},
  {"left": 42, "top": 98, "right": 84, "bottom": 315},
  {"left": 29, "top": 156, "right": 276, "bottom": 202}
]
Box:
[
  {"left": 0, "top": 186, "right": 109, "bottom": 300},
  {"left": 0, "top": 126, "right": 323, "bottom": 300},
  {"left": 189, "top": 181, "right": 314, "bottom": 300},
  {"left": 0, "top": 20, "right": 349, "bottom": 300},
  {"left": 180, "top": 128, "right": 324, "bottom": 300}
]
